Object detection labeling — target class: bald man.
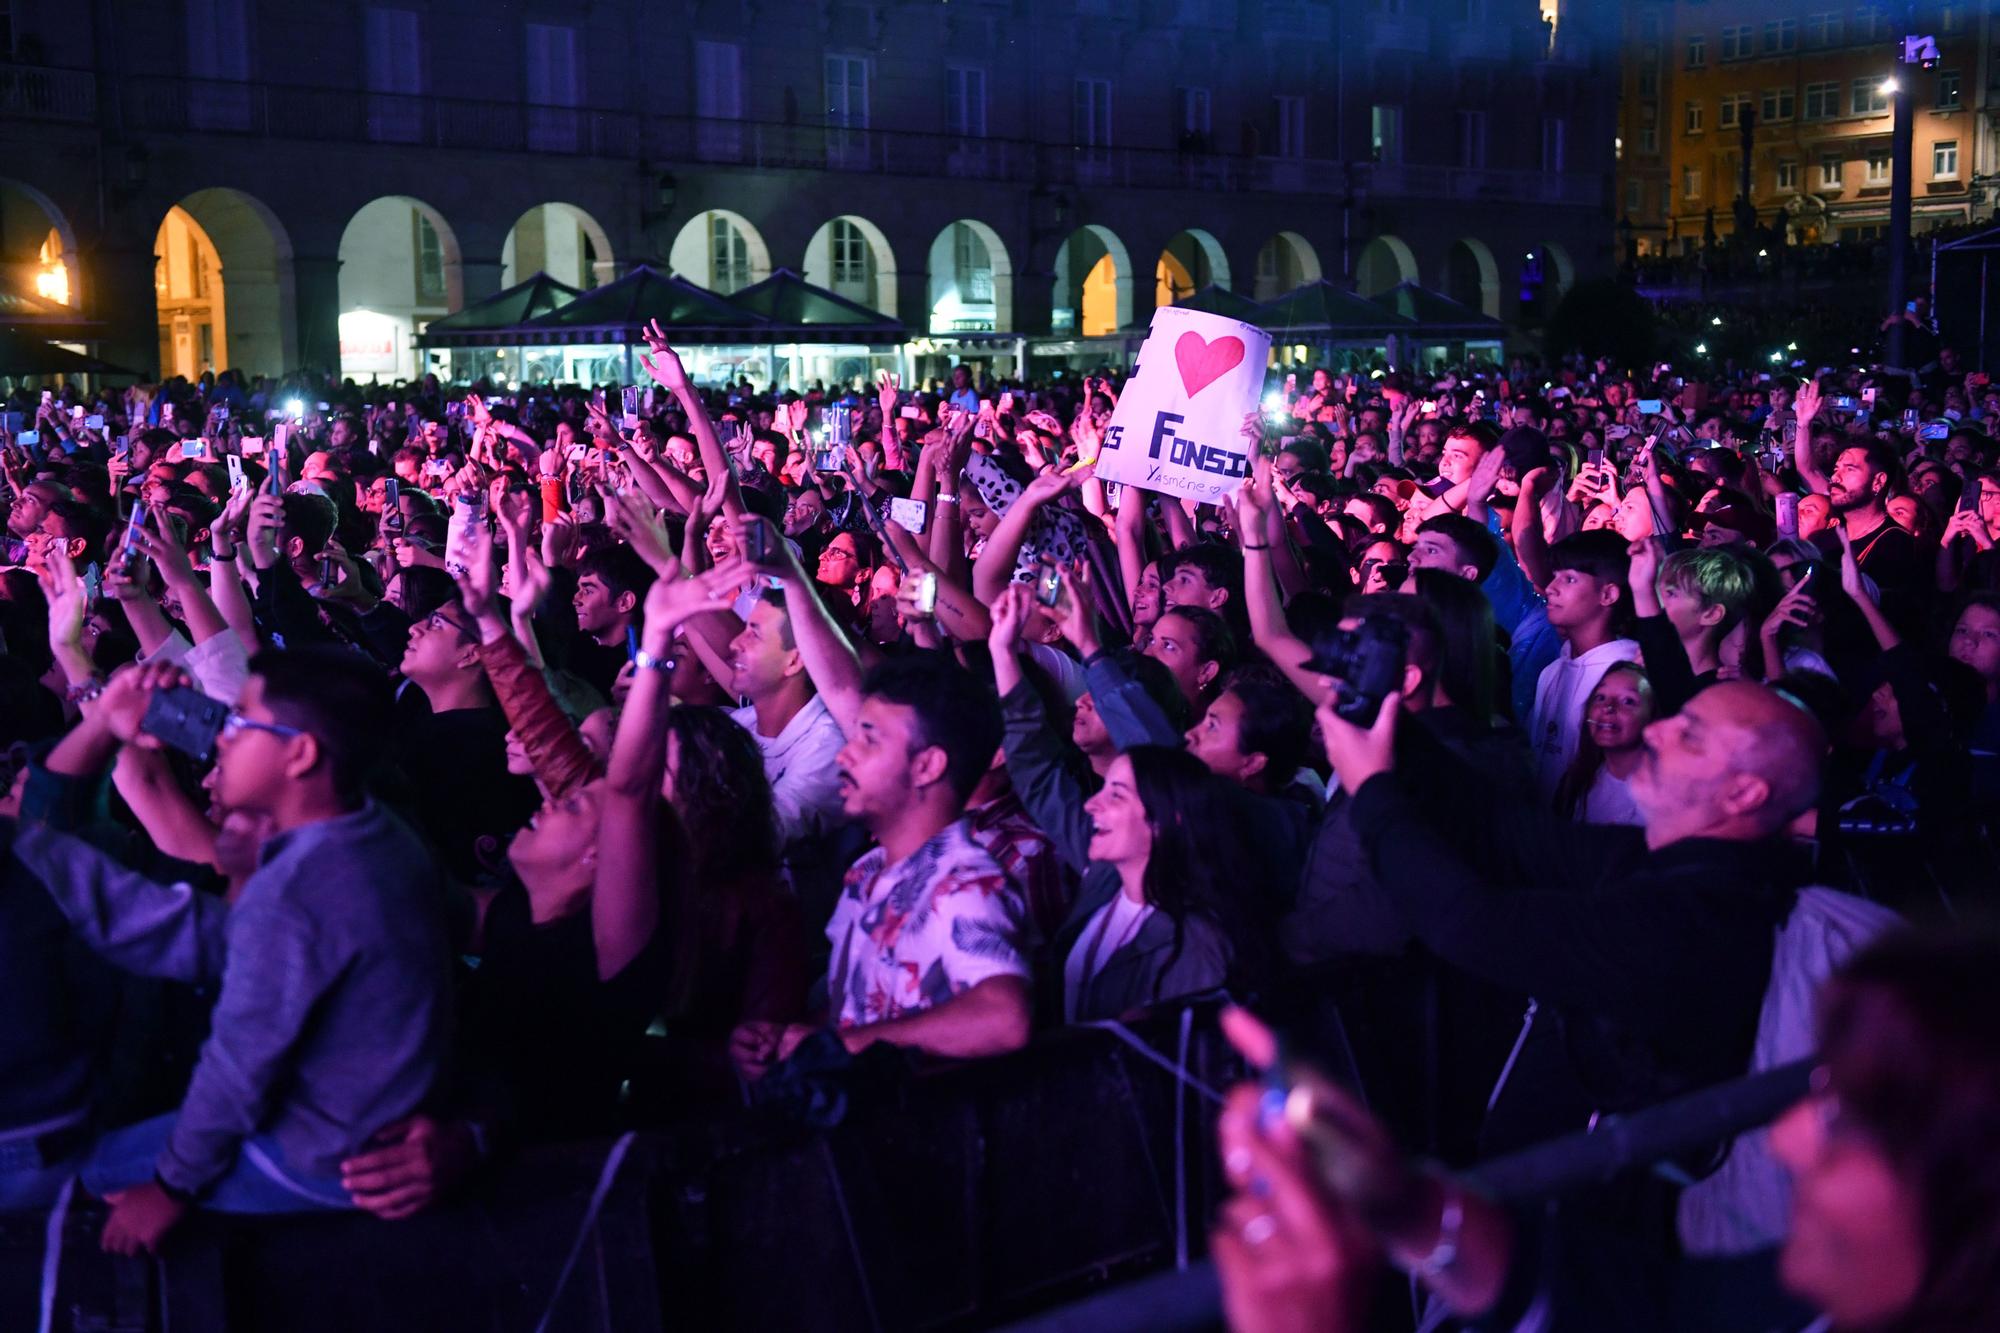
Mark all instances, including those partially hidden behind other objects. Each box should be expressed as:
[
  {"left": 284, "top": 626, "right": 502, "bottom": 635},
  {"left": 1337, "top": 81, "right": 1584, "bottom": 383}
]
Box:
[{"left": 1324, "top": 679, "right": 1823, "bottom": 1153}]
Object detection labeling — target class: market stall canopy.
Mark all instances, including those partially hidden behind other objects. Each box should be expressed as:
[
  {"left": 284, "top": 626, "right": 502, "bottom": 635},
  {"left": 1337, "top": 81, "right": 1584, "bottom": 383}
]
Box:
[
  {"left": 1367, "top": 282, "right": 1504, "bottom": 337},
  {"left": 1252, "top": 280, "right": 1416, "bottom": 338},
  {"left": 420, "top": 272, "right": 580, "bottom": 337},
  {"left": 724, "top": 269, "right": 904, "bottom": 342},
  {"left": 0, "top": 329, "right": 137, "bottom": 377},
  {"left": 1164, "top": 285, "right": 1267, "bottom": 322}
]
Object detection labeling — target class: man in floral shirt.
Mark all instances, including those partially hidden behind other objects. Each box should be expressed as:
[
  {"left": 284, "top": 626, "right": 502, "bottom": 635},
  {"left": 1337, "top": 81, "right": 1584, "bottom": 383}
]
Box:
[{"left": 737, "top": 655, "right": 1033, "bottom": 1073}]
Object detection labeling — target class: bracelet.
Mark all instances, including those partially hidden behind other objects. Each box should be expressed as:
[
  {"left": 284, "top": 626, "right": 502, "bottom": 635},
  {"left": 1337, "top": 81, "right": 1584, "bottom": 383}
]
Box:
[
  {"left": 212, "top": 544, "right": 238, "bottom": 561},
  {"left": 1242, "top": 542, "right": 1271, "bottom": 550},
  {"left": 1401, "top": 1181, "right": 1464, "bottom": 1280},
  {"left": 65, "top": 677, "right": 106, "bottom": 706},
  {"left": 935, "top": 491, "right": 960, "bottom": 505},
  {"left": 633, "top": 648, "right": 675, "bottom": 673}
]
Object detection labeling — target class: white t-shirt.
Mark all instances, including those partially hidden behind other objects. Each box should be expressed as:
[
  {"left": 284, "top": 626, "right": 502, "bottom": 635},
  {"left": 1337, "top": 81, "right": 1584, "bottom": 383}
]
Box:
[
  {"left": 1063, "top": 891, "right": 1155, "bottom": 1022},
  {"left": 730, "top": 693, "right": 848, "bottom": 845},
  {"left": 1579, "top": 766, "right": 1645, "bottom": 828},
  {"left": 1531, "top": 637, "right": 1643, "bottom": 801}
]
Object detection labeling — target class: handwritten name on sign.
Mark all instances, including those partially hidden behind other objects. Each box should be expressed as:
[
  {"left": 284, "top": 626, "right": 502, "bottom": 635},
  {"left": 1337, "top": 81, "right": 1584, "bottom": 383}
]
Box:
[{"left": 1094, "top": 306, "right": 1270, "bottom": 503}]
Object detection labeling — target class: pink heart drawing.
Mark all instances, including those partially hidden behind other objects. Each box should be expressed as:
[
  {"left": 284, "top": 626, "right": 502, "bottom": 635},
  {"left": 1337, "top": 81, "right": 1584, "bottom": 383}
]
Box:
[{"left": 1174, "top": 331, "right": 1246, "bottom": 398}]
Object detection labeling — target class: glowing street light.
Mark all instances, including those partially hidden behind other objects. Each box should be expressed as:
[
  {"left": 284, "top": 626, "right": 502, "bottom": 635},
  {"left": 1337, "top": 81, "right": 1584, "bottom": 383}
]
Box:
[
  {"left": 1879, "top": 77, "right": 1899, "bottom": 96},
  {"left": 1695, "top": 342, "right": 1709, "bottom": 354},
  {"left": 1711, "top": 315, "right": 1724, "bottom": 326}
]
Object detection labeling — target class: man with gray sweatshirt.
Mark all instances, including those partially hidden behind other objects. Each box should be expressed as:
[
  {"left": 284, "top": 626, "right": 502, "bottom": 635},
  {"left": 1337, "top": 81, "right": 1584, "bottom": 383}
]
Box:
[{"left": 11, "top": 648, "right": 450, "bottom": 1255}]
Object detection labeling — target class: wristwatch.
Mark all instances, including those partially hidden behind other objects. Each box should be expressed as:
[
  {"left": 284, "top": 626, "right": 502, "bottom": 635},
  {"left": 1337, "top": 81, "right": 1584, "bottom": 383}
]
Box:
[{"left": 633, "top": 648, "right": 675, "bottom": 673}]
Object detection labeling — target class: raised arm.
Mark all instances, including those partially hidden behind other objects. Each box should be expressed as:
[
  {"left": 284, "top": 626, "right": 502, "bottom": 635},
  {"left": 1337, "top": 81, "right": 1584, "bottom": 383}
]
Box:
[
  {"left": 734, "top": 518, "right": 866, "bottom": 735},
  {"left": 1791, "top": 381, "right": 1831, "bottom": 496},
  {"left": 638, "top": 324, "right": 744, "bottom": 518},
  {"left": 972, "top": 469, "right": 1078, "bottom": 604}
]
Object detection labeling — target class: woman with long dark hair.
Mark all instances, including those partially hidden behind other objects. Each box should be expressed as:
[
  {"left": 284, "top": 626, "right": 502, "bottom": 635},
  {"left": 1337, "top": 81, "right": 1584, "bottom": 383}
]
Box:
[
  {"left": 654, "top": 703, "right": 807, "bottom": 1095},
  {"left": 1060, "top": 744, "right": 1267, "bottom": 1022},
  {"left": 1553, "top": 661, "right": 1655, "bottom": 826}
]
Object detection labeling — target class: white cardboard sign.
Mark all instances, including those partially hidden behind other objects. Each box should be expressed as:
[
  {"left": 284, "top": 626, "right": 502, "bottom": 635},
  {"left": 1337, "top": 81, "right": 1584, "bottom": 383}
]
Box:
[{"left": 1092, "top": 305, "right": 1270, "bottom": 504}]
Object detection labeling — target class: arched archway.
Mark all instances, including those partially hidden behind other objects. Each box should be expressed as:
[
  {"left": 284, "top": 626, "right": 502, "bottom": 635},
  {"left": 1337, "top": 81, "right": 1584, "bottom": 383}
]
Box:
[
  {"left": 1519, "top": 242, "right": 1575, "bottom": 321},
  {"left": 1253, "top": 231, "right": 1321, "bottom": 301},
  {"left": 337, "top": 195, "right": 462, "bottom": 381},
  {"left": 1, "top": 179, "right": 80, "bottom": 311},
  {"left": 1155, "top": 229, "right": 1231, "bottom": 307},
  {"left": 1443, "top": 238, "right": 1501, "bottom": 319},
  {"left": 1355, "top": 234, "right": 1418, "bottom": 298},
  {"left": 501, "top": 202, "right": 615, "bottom": 291},
  {"left": 927, "top": 219, "right": 1012, "bottom": 333},
  {"left": 803, "top": 215, "right": 898, "bottom": 317},
  {"left": 1053, "top": 224, "right": 1132, "bottom": 336},
  {"left": 156, "top": 188, "right": 296, "bottom": 380},
  {"left": 667, "top": 209, "right": 771, "bottom": 296}
]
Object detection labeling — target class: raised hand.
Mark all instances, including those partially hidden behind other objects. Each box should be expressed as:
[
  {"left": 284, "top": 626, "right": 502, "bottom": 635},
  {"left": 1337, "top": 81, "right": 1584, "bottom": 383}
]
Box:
[
  {"left": 987, "top": 582, "right": 1033, "bottom": 657},
  {"left": 1794, "top": 379, "right": 1822, "bottom": 427},
  {"left": 876, "top": 370, "right": 901, "bottom": 421},
  {"left": 637, "top": 322, "right": 691, "bottom": 394}
]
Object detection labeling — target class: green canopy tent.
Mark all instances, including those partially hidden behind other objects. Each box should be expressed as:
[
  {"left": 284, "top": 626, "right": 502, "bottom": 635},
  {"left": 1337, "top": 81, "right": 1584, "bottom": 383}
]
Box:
[
  {"left": 419, "top": 265, "right": 761, "bottom": 384},
  {"left": 721, "top": 268, "right": 904, "bottom": 391},
  {"left": 1164, "top": 285, "right": 1267, "bottom": 323},
  {"left": 419, "top": 272, "right": 581, "bottom": 338},
  {"left": 0, "top": 328, "right": 138, "bottom": 378},
  {"left": 1366, "top": 281, "right": 1505, "bottom": 369},
  {"left": 2, "top": 285, "right": 102, "bottom": 348},
  {"left": 1253, "top": 279, "right": 1419, "bottom": 371},
  {"left": 723, "top": 268, "right": 904, "bottom": 341}
]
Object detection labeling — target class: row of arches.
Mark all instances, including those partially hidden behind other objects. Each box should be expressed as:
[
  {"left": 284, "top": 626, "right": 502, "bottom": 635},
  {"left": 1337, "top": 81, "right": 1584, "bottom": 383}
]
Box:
[{"left": 5, "top": 175, "right": 1574, "bottom": 384}]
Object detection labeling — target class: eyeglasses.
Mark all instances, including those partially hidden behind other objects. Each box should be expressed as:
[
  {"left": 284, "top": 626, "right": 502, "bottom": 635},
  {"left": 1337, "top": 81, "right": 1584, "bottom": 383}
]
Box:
[
  {"left": 423, "top": 610, "right": 475, "bottom": 640},
  {"left": 221, "top": 710, "right": 305, "bottom": 741}
]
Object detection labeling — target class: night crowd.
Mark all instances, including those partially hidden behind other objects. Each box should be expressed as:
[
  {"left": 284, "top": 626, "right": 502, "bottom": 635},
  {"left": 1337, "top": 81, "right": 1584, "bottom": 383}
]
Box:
[{"left": 2, "top": 318, "right": 1998, "bottom": 1332}]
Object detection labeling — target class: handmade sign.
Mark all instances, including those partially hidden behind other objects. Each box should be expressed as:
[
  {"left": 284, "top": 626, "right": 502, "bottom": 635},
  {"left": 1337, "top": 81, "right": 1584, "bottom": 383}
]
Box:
[{"left": 1092, "top": 305, "right": 1270, "bottom": 503}]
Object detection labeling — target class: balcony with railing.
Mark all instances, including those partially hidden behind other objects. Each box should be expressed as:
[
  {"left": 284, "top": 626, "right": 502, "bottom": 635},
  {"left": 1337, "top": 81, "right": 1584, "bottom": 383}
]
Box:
[
  {"left": 2, "top": 66, "right": 1603, "bottom": 209},
  {"left": 0, "top": 63, "right": 97, "bottom": 123}
]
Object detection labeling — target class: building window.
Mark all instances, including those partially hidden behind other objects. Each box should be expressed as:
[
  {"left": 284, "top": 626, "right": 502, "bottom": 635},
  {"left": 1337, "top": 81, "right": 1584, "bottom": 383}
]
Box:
[
  {"left": 1686, "top": 33, "right": 1706, "bottom": 67},
  {"left": 1371, "top": 104, "right": 1404, "bottom": 164},
  {"left": 1719, "top": 24, "right": 1751, "bottom": 59},
  {"left": 1804, "top": 11, "right": 1842, "bottom": 46},
  {"left": 1865, "top": 151, "right": 1891, "bottom": 185},
  {"left": 1626, "top": 178, "right": 1643, "bottom": 212},
  {"left": 1685, "top": 100, "right": 1704, "bottom": 133},
  {"left": 1457, "top": 110, "right": 1488, "bottom": 167},
  {"left": 1175, "top": 87, "right": 1211, "bottom": 136},
  {"left": 1638, "top": 11, "right": 1660, "bottom": 44},
  {"left": 415, "top": 213, "right": 445, "bottom": 304},
  {"left": 1819, "top": 155, "right": 1843, "bottom": 189},
  {"left": 1937, "top": 69, "right": 1962, "bottom": 110},
  {"left": 1719, "top": 93, "right": 1750, "bottom": 128},
  {"left": 1073, "top": 77, "right": 1112, "bottom": 147},
  {"left": 1934, "top": 140, "right": 1959, "bottom": 178},
  {"left": 1683, "top": 165, "right": 1701, "bottom": 199},
  {"left": 1638, "top": 64, "right": 1658, "bottom": 97},
  {"left": 710, "top": 215, "right": 750, "bottom": 293},
  {"left": 1804, "top": 81, "right": 1839, "bottom": 119},
  {"left": 1853, "top": 3, "right": 1888, "bottom": 40},
  {"left": 1761, "top": 88, "right": 1794, "bottom": 122},
  {"left": 1776, "top": 158, "right": 1799, "bottom": 191},
  {"left": 1639, "top": 124, "right": 1658, "bottom": 154},
  {"left": 830, "top": 218, "right": 868, "bottom": 286},
  {"left": 694, "top": 40, "right": 744, "bottom": 119},
  {"left": 1541, "top": 115, "right": 1566, "bottom": 172},
  {"left": 946, "top": 66, "right": 987, "bottom": 137},
  {"left": 825, "top": 53, "right": 869, "bottom": 128},
  {"left": 1762, "top": 18, "right": 1796, "bottom": 51},
  {"left": 1274, "top": 95, "right": 1305, "bottom": 158},
  {"left": 1852, "top": 77, "right": 1889, "bottom": 116}
]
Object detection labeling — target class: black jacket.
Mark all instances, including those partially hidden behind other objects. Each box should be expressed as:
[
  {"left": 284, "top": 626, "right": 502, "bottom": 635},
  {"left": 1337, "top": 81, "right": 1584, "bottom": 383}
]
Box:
[{"left": 1348, "top": 726, "right": 1798, "bottom": 1149}]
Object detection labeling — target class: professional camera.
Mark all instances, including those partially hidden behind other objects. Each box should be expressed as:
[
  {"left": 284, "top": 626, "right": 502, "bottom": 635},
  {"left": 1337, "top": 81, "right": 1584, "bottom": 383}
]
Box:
[{"left": 1305, "top": 613, "right": 1408, "bottom": 726}]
